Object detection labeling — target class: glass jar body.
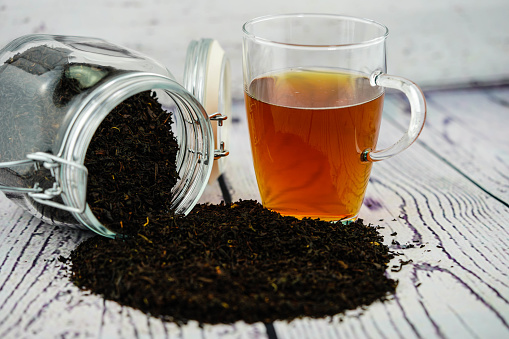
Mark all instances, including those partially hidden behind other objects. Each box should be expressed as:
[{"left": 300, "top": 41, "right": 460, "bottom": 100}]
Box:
[{"left": 0, "top": 34, "right": 215, "bottom": 237}]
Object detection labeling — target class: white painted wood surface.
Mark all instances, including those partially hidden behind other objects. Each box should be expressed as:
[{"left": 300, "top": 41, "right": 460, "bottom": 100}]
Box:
[
  {"left": 1, "top": 88, "right": 509, "bottom": 338},
  {"left": 1, "top": 1, "right": 509, "bottom": 338}
]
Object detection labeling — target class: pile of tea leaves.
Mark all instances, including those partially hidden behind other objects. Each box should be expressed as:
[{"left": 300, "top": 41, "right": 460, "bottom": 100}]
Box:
[
  {"left": 84, "top": 90, "right": 179, "bottom": 235},
  {"left": 67, "top": 199, "right": 397, "bottom": 324}
]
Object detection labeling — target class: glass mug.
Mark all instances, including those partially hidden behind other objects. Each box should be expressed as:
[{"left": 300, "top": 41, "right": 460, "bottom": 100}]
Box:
[{"left": 242, "top": 14, "right": 426, "bottom": 221}]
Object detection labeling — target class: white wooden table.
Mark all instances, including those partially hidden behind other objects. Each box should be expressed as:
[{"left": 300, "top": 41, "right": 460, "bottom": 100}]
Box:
[
  {"left": 1, "top": 0, "right": 509, "bottom": 337},
  {"left": 1, "top": 85, "right": 508, "bottom": 338}
]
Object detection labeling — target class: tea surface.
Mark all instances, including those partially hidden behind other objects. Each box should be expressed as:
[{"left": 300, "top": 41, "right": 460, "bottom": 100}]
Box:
[{"left": 245, "top": 69, "right": 384, "bottom": 220}]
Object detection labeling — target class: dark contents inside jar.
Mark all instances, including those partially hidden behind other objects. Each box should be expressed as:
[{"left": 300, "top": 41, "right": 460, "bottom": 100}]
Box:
[{"left": 85, "top": 90, "right": 179, "bottom": 235}]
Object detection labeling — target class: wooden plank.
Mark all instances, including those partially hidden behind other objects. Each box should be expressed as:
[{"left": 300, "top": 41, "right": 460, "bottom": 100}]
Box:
[
  {"left": 356, "top": 149, "right": 509, "bottom": 338},
  {"left": 381, "top": 87, "right": 509, "bottom": 204}
]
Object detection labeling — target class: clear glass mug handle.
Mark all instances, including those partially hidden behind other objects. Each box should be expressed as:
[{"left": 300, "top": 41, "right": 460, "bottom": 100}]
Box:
[{"left": 362, "top": 71, "right": 427, "bottom": 162}]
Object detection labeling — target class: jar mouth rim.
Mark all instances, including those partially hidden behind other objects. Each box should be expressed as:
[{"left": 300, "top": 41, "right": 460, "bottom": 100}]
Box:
[
  {"left": 59, "top": 71, "right": 214, "bottom": 238},
  {"left": 242, "top": 13, "right": 389, "bottom": 49}
]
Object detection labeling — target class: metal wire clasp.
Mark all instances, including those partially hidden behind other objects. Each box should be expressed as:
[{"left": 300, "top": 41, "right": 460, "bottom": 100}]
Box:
[
  {"left": 209, "top": 112, "right": 229, "bottom": 159},
  {"left": 0, "top": 152, "right": 88, "bottom": 213}
]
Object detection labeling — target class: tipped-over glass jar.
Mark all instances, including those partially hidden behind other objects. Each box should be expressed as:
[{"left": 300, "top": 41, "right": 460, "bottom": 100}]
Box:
[{"left": 0, "top": 34, "right": 230, "bottom": 238}]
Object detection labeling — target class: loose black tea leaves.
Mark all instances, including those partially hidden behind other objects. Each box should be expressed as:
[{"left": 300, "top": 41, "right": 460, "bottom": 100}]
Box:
[
  {"left": 84, "top": 90, "right": 179, "bottom": 235},
  {"left": 67, "top": 200, "right": 397, "bottom": 325}
]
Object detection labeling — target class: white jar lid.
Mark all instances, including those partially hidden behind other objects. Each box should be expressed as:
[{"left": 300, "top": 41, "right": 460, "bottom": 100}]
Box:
[{"left": 184, "top": 39, "right": 231, "bottom": 183}]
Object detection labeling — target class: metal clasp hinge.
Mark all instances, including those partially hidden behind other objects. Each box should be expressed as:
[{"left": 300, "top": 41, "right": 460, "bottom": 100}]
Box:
[
  {"left": 209, "top": 112, "right": 230, "bottom": 159},
  {"left": 0, "top": 152, "right": 88, "bottom": 213}
]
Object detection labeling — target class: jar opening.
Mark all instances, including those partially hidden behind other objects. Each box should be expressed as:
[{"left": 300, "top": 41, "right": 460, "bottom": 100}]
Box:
[{"left": 62, "top": 73, "right": 214, "bottom": 237}]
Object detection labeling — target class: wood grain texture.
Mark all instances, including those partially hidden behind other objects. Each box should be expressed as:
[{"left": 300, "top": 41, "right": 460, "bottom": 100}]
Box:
[
  {"left": 383, "top": 87, "right": 509, "bottom": 203},
  {"left": 1, "top": 88, "right": 509, "bottom": 339}
]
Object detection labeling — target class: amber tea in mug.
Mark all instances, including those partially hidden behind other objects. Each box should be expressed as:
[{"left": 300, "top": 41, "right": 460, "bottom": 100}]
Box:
[
  {"left": 245, "top": 69, "right": 384, "bottom": 220},
  {"left": 243, "top": 14, "right": 426, "bottom": 221}
]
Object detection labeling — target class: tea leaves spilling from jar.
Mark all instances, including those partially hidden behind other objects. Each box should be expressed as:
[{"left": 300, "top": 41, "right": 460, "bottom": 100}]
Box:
[
  {"left": 0, "top": 43, "right": 179, "bottom": 231},
  {"left": 67, "top": 200, "right": 397, "bottom": 325},
  {"left": 85, "top": 90, "right": 179, "bottom": 235}
]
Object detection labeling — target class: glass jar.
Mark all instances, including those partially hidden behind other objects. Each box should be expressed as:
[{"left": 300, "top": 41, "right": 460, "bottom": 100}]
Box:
[{"left": 0, "top": 34, "right": 230, "bottom": 238}]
